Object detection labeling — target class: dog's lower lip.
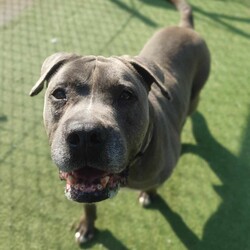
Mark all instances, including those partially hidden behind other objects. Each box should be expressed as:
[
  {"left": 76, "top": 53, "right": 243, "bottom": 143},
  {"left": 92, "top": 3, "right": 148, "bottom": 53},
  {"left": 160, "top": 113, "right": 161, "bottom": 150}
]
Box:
[{"left": 59, "top": 167, "right": 127, "bottom": 203}]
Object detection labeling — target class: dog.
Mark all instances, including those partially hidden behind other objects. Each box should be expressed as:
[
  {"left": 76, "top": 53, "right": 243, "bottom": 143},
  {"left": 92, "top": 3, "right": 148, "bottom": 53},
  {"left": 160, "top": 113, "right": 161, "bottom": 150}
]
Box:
[{"left": 30, "top": 0, "right": 210, "bottom": 244}]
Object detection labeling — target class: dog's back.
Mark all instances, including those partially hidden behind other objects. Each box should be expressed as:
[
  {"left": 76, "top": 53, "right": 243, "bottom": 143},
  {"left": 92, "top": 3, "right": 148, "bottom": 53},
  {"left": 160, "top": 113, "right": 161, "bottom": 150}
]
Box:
[
  {"left": 140, "top": 0, "right": 210, "bottom": 130},
  {"left": 128, "top": 0, "right": 210, "bottom": 190}
]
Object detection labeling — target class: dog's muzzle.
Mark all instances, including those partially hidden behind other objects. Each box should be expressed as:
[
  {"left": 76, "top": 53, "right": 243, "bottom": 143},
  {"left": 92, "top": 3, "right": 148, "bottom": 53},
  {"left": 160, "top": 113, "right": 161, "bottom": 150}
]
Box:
[{"left": 54, "top": 120, "right": 128, "bottom": 203}]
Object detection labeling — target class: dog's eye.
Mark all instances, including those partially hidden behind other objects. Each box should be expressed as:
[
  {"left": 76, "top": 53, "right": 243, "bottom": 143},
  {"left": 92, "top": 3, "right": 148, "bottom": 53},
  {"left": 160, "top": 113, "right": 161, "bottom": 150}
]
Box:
[
  {"left": 52, "top": 88, "right": 67, "bottom": 100},
  {"left": 119, "top": 90, "right": 135, "bottom": 102}
]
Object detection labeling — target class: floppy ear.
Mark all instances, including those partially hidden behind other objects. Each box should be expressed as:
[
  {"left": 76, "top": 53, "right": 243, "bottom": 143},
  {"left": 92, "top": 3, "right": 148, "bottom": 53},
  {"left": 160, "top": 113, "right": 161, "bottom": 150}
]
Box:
[
  {"left": 29, "top": 52, "right": 79, "bottom": 96},
  {"left": 120, "top": 56, "right": 172, "bottom": 100}
]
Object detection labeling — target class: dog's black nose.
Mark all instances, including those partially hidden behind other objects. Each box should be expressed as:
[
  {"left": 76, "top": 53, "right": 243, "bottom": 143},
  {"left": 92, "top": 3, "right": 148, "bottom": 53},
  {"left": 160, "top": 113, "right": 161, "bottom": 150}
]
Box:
[{"left": 67, "top": 125, "right": 107, "bottom": 150}]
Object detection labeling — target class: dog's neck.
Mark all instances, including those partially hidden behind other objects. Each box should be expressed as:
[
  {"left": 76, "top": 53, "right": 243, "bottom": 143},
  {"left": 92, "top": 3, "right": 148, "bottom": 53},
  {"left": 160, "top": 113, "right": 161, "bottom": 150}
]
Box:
[{"left": 128, "top": 115, "right": 154, "bottom": 168}]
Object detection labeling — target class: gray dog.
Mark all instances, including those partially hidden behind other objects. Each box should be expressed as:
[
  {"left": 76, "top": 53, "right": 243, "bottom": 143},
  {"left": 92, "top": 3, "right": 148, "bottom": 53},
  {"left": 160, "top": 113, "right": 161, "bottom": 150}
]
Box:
[{"left": 30, "top": 0, "right": 210, "bottom": 244}]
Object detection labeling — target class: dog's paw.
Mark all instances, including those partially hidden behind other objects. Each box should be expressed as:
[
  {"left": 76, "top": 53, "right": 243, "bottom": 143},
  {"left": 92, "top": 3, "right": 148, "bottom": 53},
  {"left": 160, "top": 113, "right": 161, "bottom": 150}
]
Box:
[
  {"left": 138, "top": 190, "right": 157, "bottom": 207},
  {"left": 74, "top": 219, "right": 95, "bottom": 245},
  {"left": 75, "top": 229, "right": 94, "bottom": 244},
  {"left": 138, "top": 191, "right": 152, "bottom": 207}
]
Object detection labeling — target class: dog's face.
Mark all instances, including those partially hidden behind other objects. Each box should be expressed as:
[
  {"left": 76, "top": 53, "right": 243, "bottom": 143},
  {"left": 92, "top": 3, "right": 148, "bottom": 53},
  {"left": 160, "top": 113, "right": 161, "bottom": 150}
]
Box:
[{"left": 30, "top": 53, "right": 167, "bottom": 203}]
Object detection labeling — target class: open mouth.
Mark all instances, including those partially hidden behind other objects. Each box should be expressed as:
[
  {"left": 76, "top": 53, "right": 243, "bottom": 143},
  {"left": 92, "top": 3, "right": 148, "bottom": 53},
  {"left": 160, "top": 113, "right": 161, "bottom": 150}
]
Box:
[{"left": 59, "top": 167, "right": 128, "bottom": 203}]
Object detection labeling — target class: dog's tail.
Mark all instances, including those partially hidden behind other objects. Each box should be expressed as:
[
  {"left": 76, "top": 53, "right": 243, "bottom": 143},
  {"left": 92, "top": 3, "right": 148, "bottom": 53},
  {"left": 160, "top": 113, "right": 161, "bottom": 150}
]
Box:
[{"left": 168, "top": 0, "right": 194, "bottom": 29}]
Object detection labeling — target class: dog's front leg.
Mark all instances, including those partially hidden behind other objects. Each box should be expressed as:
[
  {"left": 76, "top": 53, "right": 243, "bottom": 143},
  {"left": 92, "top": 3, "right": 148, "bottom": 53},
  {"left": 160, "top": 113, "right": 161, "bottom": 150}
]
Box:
[{"left": 75, "top": 203, "right": 97, "bottom": 244}]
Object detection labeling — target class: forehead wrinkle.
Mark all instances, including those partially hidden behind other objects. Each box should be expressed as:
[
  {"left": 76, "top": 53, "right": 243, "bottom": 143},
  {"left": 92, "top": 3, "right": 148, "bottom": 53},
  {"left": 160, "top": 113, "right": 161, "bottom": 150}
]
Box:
[
  {"left": 89, "top": 58, "right": 116, "bottom": 94},
  {"left": 86, "top": 60, "right": 119, "bottom": 113},
  {"left": 86, "top": 58, "right": 140, "bottom": 110},
  {"left": 90, "top": 57, "right": 98, "bottom": 92},
  {"left": 87, "top": 58, "right": 99, "bottom": 111}
]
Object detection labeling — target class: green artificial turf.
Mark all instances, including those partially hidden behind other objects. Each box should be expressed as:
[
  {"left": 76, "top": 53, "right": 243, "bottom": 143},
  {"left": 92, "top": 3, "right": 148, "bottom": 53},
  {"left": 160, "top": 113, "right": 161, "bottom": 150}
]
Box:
[{"left": 0, "top": 0, "right": 250, "bottom": 249}]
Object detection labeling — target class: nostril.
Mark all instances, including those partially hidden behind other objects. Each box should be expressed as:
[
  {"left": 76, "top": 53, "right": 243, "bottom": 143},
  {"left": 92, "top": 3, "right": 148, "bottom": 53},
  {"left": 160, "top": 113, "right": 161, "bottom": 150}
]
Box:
[
  {"left": 89, "top": 131, "right": 102, "bottom": 145},
  {"left": 68, "top": 132, "right": 81, "bottom": 148}
]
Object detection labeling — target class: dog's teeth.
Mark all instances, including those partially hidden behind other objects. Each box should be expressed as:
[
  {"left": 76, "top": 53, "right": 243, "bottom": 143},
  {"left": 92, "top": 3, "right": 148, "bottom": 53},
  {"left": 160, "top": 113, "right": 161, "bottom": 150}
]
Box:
[
  {"left": 101, "top": 176, "right": 110, "bottom": 187},
  {"left": 67, "top": 175, "right": 75, "bottom": 184},
  {"left": 66, "top": 183, "right": 71, "bottom": 191}
]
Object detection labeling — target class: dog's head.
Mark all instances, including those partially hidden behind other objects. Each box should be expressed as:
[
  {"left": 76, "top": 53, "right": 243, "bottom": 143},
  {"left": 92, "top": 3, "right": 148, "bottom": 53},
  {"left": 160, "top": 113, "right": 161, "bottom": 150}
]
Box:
[{"left": 30, "top": 52, "right": 169, "bottom": 203}]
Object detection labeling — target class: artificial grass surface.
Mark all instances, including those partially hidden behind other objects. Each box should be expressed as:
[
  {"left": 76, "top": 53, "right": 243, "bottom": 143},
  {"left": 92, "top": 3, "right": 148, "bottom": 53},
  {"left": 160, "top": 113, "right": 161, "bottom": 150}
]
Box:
[{"left": 0, "top": 0, "right": 249, "bottom": 249}]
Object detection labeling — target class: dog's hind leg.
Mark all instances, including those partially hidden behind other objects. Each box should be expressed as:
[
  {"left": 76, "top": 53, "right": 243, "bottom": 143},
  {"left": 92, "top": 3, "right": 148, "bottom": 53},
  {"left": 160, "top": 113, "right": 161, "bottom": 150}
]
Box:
[{"left": 74, "top": 204, "right": 97, "bottom": 244}]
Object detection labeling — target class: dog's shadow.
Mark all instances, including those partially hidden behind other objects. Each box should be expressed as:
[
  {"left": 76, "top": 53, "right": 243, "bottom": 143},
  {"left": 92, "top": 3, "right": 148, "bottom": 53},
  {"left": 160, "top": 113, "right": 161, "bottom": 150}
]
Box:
[
  {"left": 109, "top": 0, "right": 172, "bottom": 28},
  {"left": 80, "top": 229, "right": 129, "bottom": 250},
  {"left": 109, "top": 0, "right": 250, "bottom": 39},
  {"left": 148, "top": 111, "right": 250, "bottom": 249},
  {"left": 0, "top": 114, "right": 7, "bottom": 122}
]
